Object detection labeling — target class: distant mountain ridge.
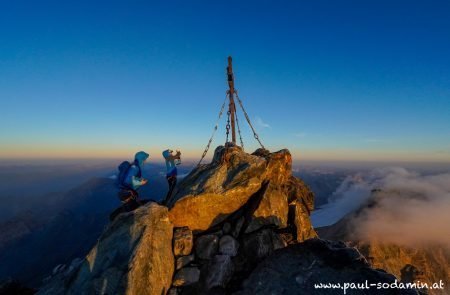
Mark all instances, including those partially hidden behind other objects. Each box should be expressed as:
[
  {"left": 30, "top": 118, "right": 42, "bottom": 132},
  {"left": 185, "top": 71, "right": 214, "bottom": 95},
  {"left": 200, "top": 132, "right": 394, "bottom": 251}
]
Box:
[{"left": 0, "top": 178, "right": 118, "bottom": 287}]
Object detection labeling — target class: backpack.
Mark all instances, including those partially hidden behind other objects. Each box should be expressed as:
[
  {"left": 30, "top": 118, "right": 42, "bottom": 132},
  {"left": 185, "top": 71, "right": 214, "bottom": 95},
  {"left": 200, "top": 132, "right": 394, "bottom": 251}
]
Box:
[{"left": 117, "top": 160, "right": 141, "bottom": 189}]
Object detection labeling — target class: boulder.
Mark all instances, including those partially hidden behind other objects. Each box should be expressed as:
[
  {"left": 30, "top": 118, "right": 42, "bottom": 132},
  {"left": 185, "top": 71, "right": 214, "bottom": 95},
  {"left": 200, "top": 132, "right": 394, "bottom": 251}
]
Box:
[
  {"left": 195, "top": 234, "right": 219, "bottom": 260},
  {"left": 38, "top": 203, "right": 174, "bottom": 295},
  {"left": 286, "top": 175, "right": 314, "bottom": 212},
  {"left": 219, "top": 235, "right": 239, "bottom": 257},
  {"left": 232, "top": 217, "right": 245, "bottom": 238},
  {"left": 173, "top": 226, "right": 194, "bottom": 256},
  {"left": 172, "top": 267, "right": 201, "bottom": 287},
  {"left": 169, "top": 146, "right": 292, "bottom": 232},
  {"left": 243, "top": 152, "right": 314, "bottom": 234},
  {"left": 203, "top": 255, "right": 235, "bottom": 290},
  {"left": 242, "top": 228, "right": 282, "bottom": 264},
  {"left": 245, "top": 182, "right": 289, "bottom": 233},
  {"left": 176, "top": 254, "right": 195, "bottom": 270},
  {"left": 236, "top": 239, "right": 416, "bottom": 295},
  {"left": 292, "top": 200, "right": 317, "bottom": 241},
  {"left": 222, "top": 222, "right": 232, "bottom": 234}
]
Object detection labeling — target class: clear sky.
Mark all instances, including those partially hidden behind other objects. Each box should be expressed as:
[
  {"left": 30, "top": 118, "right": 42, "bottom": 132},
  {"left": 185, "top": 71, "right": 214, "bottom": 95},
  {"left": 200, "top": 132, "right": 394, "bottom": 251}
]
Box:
[{"left": 1, "top": 0, "right": 449, "bottom": 163}]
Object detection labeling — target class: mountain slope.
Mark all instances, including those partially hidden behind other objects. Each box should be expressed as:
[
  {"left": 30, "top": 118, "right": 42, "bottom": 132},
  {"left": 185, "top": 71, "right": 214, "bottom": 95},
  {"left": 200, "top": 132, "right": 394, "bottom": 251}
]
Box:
[{"left": 318, "top": 189, "right": 450, "bottom": 294}]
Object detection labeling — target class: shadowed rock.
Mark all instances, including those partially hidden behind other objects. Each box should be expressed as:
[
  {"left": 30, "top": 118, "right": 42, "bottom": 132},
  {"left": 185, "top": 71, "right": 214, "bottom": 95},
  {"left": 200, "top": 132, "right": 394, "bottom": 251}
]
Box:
[
  {"left": 176, "top": 254, "right": 195, "bottom": 270},
  {"left": 203, "top": 255, "right": 235, "bottom": 290},
  {"left": 38, "top": 203, "right": 174, "bottom": 295},
  {"left": 195, "top": 235, "right": 219, "bottom": 260},
  {"left": 219, "top": 235, "right": 239, "bottom": 257},
  {"left": 172, "top": 267, "right": 200, "bottom": 287},
  {"left": 235, "top": 239, "right": 419, "bottom": 295},
  {"left": 242, "top": 228, "right": 285, "bottom": 264}
]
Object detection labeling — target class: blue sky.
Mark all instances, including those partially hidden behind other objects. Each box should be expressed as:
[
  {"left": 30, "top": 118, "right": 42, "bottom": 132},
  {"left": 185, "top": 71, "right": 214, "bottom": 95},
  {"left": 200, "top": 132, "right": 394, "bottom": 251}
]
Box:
[{"left": 1, "top": 0, "right": 449, "bottom": 162}]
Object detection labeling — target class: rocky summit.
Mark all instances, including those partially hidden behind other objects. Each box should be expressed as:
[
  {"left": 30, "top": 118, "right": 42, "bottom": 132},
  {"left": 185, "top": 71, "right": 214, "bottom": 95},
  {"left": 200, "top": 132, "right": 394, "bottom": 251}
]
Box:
[{"left": 38, "top": 145, "right": 415, "bottom": 295}]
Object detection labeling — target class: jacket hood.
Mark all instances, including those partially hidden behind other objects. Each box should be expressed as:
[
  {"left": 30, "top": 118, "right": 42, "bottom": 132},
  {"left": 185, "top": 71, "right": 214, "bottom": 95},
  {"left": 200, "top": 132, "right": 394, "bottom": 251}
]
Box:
[
  {"left": 162, "top": 149, "right": 171, "bottom": 159},
  {"left": 134, "top": 151, "right": 149, "bottom": 167}
]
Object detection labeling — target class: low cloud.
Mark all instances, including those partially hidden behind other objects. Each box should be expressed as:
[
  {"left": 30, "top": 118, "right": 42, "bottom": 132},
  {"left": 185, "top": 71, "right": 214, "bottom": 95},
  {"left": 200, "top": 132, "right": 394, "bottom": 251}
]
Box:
[
  {"left": 313, "top": 167, "right": 450, "bottom": 249},
  {"left": 255, "top": 116, "right": 271, "bottom": 129}
]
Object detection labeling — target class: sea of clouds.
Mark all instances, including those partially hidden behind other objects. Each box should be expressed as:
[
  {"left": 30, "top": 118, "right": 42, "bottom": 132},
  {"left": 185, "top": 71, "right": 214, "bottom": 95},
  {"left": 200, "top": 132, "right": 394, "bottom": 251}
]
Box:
[{"left": 312, "top": 167, "right": 450, "bottom": 248}]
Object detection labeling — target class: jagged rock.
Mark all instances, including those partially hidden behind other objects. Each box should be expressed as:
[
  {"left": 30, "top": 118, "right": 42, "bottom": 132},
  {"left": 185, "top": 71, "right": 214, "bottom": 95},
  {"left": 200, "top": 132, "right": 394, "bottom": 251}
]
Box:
[
  {"left": 172, "top": 267, "right": 201, "bottom": 287},
  {"left": 176, "top": 254, "right": 195, "bottom": 270},
  {"left": 38, "top": 203, "right": 174, "bottom": 295},
  {"left": 245, "top": 151, "right": 293, "bottom": 233},
  {"left": 173, "top": 226, "right": 194, "bottom": 256},
  {"left": 242, "top": 228, "right": 284, "bottom": 264},
  {"left": 286, "top": 175, "right": 314, "bottom": 212},
  {"left": 245, "top": 182, "right": 289, "bottom": 233},
  {"left": 223, "top": 222, "right": 232, "bottom": 234},
  {"left": 232, "top": 217, "right": 245, "bottom": 238},
  {"left": 236, "top": 239, "right": 417, "bottom": 295},
  {"left": 169, "top": 147, "right": 296, "bottom": 232},
  {"left": 195, "top": 234, "right": 219, "bottom": 260},
  {"left": 203, "top": 255, "right": 235, "bottom": 290},
  {"left": 251, "top": 148, "right": 271, "bottom": 158},
  {"left": 219, "top": 235, "right": 239, "bottom": 256},
  {"left": 272, "top": 232, "right": 288, "bottom": 250},
  {"left": 243, "top": 152, "right": 313, "bottom": 234},
  {"left": 209, "top": 229, "right": 224, "bottom": 238},
  {"left": 292, "top": 199, "right": 317, "bottom": 241},
  {"left": 286, "top": 175, "right": 317, "bottom": 241}
]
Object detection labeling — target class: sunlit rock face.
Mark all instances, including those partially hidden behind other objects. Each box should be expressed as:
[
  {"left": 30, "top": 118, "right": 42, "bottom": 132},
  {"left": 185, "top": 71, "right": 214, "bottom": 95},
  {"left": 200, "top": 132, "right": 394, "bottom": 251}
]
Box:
[
  {"left": 38, "top": 203, "right": 174, "bottom": 295},
  {"left": 165, "top": 146, "right": 319, "bottom": 293},
  {"left": 168, "top": 145, "right": 317, "bottom": 240},
  {"left": 37, "top": 146, "right": 323, "bottom": 294}
]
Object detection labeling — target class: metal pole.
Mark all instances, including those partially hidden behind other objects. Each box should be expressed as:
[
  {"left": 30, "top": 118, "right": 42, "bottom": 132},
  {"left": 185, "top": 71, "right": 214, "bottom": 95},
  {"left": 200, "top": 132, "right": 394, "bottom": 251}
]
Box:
[{"left": 227, "top": 56, "right": 237, "bottom": 144}]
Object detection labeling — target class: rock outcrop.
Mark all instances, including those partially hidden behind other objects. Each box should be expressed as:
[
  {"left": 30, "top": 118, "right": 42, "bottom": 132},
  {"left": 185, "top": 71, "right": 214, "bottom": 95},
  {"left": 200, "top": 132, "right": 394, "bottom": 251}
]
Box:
[
  {"left": 236, "top": 239, "right": 418, "bottom": 295},
  {"left": 38, "top": 146, "right": 411, "bottom": 295},
  {"left": 169, "top": 145, "right": 316, "bottom": 240},
  {"left": 162, "top": 146, "right": 319, "bottom": 293},
  {"left": 38, "top": 203, "right": 174, "bottom": 295}
]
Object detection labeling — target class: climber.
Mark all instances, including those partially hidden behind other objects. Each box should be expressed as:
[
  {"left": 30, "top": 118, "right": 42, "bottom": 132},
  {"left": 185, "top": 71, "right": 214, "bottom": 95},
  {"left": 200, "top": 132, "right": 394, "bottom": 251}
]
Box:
[
  {"left": 162, "top": 149, "right": 181, "bottom": 205},
  {"left": 110, "top": 151, "right": 150, "bottom": 221}
]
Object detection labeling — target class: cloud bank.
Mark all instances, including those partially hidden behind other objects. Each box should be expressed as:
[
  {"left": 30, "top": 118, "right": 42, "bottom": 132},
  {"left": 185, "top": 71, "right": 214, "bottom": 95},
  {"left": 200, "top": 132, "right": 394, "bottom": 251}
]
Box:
[{"left": 312, "top": 167, "right": 450, "bottom": 248}]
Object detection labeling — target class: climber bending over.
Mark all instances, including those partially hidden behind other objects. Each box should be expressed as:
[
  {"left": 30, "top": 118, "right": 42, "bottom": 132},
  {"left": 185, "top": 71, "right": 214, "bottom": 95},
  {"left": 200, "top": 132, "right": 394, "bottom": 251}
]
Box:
[{"left": 110, "top": 151, "right": 150, "bottom": 221}]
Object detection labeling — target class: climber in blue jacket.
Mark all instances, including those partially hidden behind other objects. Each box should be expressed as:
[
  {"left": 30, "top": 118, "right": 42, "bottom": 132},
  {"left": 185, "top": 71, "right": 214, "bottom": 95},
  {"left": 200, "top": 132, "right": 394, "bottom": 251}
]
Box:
[
  {"left": 122, "top": 151, "right": 149, "bottom": 191},
  {"left": 162, "top": 149, "right": 181, "bottom": 205},
  {"left": 110, "top": 151, "right": 150, "bottom": 221}
]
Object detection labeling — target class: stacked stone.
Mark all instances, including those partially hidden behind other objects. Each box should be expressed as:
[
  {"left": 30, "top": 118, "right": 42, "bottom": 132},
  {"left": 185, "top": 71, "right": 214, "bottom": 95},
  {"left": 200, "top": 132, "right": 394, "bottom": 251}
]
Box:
[
  {"left": 168, "top": 223, "right": 239, "bottom": 294},
  {"left": 169, "top": 213, "right": 295, "bottom": 294}
]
